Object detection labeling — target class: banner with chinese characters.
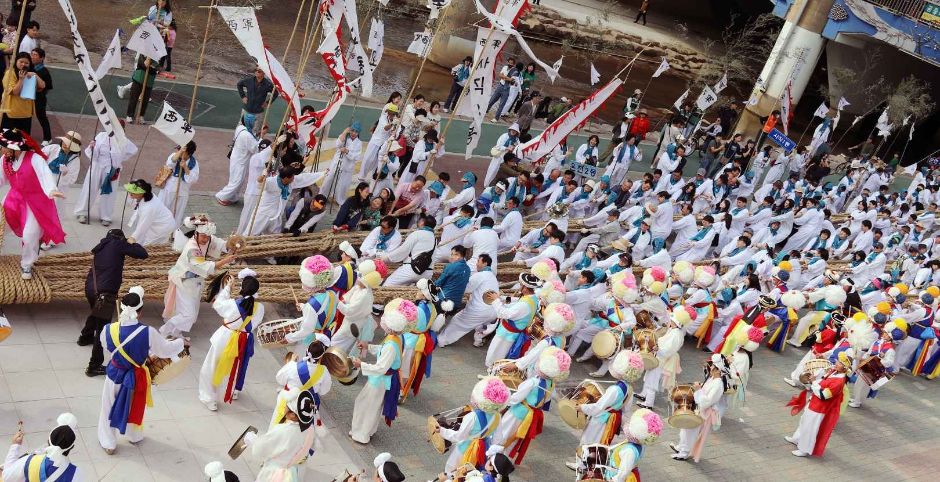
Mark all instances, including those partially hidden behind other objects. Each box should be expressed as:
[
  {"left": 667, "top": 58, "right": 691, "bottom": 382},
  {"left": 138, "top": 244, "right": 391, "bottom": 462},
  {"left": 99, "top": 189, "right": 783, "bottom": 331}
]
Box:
[
  {"left": 368, "top": 19, "right": 385, "bottom": 67},
  {"left": 695, "top": 85, "right": 717, "bottom": 111},
  {"left": 407, "top": 29, "right": 433, "bottom": 57},
  {"left": 95, "top": 29, "right": 122, "bottom": 80},
  {"left": 459, "top": 27, "right": 510, "bottom": 158},
  {"left": 516, "top": 76, "right": 623, "bottom": 162},
  {"left": 343, "top": 0, "right": 374, "bottom": 97},
  {"left": 154, "top": 101, "right": 195, "bottom": 146},
  {"left": 56, "top": 0, "right": 129, "bottom": 148},
  {"left": 126, "top": 21, "right": 167, "bottom": 60}
]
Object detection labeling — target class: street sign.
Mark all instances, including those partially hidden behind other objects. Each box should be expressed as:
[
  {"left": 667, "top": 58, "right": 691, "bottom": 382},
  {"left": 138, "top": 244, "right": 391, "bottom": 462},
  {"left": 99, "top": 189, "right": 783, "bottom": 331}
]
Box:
[
  {"left": 569, "top": 160, "right": 599, "bottom": 179},
  {"left": 768, "top": 128, "right": 796, "bottom": 152}
]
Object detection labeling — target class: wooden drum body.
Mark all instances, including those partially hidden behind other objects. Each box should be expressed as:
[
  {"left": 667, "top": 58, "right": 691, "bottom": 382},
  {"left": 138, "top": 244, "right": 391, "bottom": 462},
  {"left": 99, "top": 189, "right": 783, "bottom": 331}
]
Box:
[
  {"left": 633, "top": 328, "right": 659, "bottom": 369},
  {"left": 858, "top": 356, "right": 894, "bottom": 390},
  {"left": 257, "top": 318, "right": 301, "bottom": 348},
  {"left": 147, "top": 346, "right": 192, "bottom": 385},
  {"left": 799, "top": 358, "right": 833, "bottom": 385},
  {"left": 559, "top": 381, "right": 603, "bottom": 430},
  {"left": 575, "top": 444, "right": 610, "bottom": 482},
  {"left": 668, "top": 384, "right": 703, "bottom": 429},
  {"left": 427, "top": 405, "right": 471, "bottom": 454},
  {"left": 488, "top": 359, "right": 525, "bottom": 390}
]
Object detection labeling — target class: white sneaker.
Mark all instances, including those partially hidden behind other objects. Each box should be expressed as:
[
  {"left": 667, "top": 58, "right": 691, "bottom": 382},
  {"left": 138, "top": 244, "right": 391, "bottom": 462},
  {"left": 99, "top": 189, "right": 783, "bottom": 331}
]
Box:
[
  {"left": 784, "top": 436, "right": 797, "bottom": 445},
  {"left": 783, "top": 377, "right": 797, "bottom": 387},
  {"left": 77, "top": 215, "right": 88, "bottom": 224},
  {"left": 117, "top": 84, "right": 130, "bottom": 99},
  {"left": 791, "top": 450, "right": 808, "bottom": 457},
  {"left": 20, "top": 267, "right": 32, "bottom": 280},
  {"left": 231, "top": 391, "right": 239, "bottom": 400},
  {"left": 671, "top": 453, "right": 689, "bottom": 461},
  {"left": 202, "top": 400, "right": 218, "bottom": 411},
  {"left": 848, "top": 400, "right": 861, "bottom": 408},
  {"left": 786, "top": 340, "right": 802, "bottom": 347},
  {"left": 589, "top": 370, "right": 606, "bottom": 377},
  {"left": 576, "top": 354, "right": 592, "bottom": 362},
  {"left": 564, "top": 461, "right": 579, "bottom": 470}
]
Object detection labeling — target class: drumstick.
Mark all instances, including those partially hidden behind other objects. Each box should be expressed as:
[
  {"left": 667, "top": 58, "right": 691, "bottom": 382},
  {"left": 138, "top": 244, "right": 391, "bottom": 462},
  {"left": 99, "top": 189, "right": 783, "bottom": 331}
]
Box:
[{"left": 290, "top": 285, "right": 300, "bottom": 307}]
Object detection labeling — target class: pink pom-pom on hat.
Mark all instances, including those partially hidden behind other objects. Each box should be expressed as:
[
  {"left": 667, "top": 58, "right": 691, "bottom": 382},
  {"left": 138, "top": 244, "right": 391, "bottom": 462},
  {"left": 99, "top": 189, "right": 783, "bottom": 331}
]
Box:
[
  {"left": 483, "top": 378, "right": 510, "bottom": 405},
  {"left": 649, "top": 266, "right": 666, "bottom": 282},
  {"left": 372, "top": 259, "right": 389, "bottom": 278},
  {"left": 302, "top": 255, "right": 331, "bottom": 274}
]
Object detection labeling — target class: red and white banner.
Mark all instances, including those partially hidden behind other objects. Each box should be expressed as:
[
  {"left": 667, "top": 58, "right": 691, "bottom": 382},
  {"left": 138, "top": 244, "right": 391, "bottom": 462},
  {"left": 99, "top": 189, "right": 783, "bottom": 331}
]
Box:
[
  {"left": 317, "top": 27, "right": 348, "bottom": 91},
  {"left": 516, "top": 77, "right": 624, "bottom": 161},
  {"left": 473, "top": 0, "right": 559, "bottom": 81},
  {"left": 780, "top": 80, "right": 792, "bottom": 135},
  {"left": 343, "top": 0, "right": 375, "bottom": 97},
  {"left": 293, "top": 90, "right": 348, "bottom": 148},
  {"left": 458, "top": 28, "right": 510, "bottom": 158}
]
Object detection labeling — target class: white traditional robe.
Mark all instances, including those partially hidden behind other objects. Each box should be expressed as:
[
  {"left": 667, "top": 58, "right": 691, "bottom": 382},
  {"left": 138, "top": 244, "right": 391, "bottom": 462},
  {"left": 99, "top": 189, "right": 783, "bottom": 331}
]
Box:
[
  {"left": 244, "top": 171, "right": 327, "bottom": 236},
  {"left": 361, "top": 227, "right": 403, "bottom": 258},
  {"left": 236, "top": 147, "right": 272, "bottom": 234},
  {"left": 320, "top": 135, "right": 364, "bottom": 201},
  {"left": 216, "top": 125, "right": 260, "bottom": 203},
  {"left": 674, "top": 377, "right": 723, "bottom": 457},
  {"left": 331, "top": 283, "right": 375, "bottom": 354},
  {"left": 247, "top": 421, "right": 321, "bottom": 481},
  {"left": 349, "top": 338, "right": 398, "bottom": 443},
  {"left": 157, "top": 154, "right": 201, "bottom": 226},
  {"left": 2, "top": 443, "right": 89, "bottom": 482},
  {"left": 438, "top": 269, "right": 498, "bottom": 347},
  {"left": 127, "top": 197, "right": 176, "bottom": 246},
  {"left": 74, "top": 132, "right": 139, "bottom": 223},
  {"left": 197, "top": 286, "right": 264, "bottom": 405},
  {"left": 161, "top": 235, "right": 226, "bottom": 337}
]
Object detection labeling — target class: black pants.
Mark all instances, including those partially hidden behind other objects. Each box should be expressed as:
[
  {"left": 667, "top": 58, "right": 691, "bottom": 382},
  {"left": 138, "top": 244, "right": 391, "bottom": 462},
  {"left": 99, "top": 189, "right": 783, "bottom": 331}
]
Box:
[
  {"left": 35, "top": 95, "right": 50, "bottom": 142},
  {"left": 126, "top": 81, "right": 154, "bottom": 119},
  {"left": 396, "top": 213, "right": 416, "bottom": 229},
  {"left": 159, "top": 48, "right": 173, "bottom": 72},
  {"left": 82, "top": 292, "right": 114, "bottom": 369},
  {"left": 444, "top": 80, "right": 463, "bottom": 111},
  {"left": 635, "top": 11, "right": 647, "bottom": 24}
]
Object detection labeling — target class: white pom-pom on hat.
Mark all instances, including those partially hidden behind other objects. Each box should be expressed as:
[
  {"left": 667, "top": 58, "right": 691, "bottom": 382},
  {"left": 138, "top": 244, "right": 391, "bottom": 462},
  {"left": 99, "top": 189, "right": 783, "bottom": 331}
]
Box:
[{"left": 56, "top": 413, "right": 78, "bottom": 431}]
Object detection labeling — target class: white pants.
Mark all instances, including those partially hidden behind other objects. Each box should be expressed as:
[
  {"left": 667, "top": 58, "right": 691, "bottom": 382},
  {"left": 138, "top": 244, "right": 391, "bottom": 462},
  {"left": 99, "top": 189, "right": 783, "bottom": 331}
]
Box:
[
  {"left": 485, "top": 335, "right": 514, "bottom": 368},
  {"left": 236, "top": 193, "right": 260, "bottom": 235},
  {"left": 852, "top": 380, "right": 870, "bottom": 405},
  {"left": 18, "top": 207, "right": 43, "bottom": 269},
  {"left": 384, "top": 265, "right": 430, "bottom": 287},
  {"left": 484, "top": 155, "right": 501, "bottom": 188},
  {"left": 675, "top": 426, "right": 700, "bottom": 456},
  {"left": 789, "top": 312, "right": 823, "bottom": 345},
  {"left": 358, "top": 138, "right": 387, "bottom": 180},
  {"left": 790, "top": 409, "right": 823, "bottom": 455},
  {"left": 74, "top": 171, "right": 116, "bottom": 222},
  {"left": 639, "top": 365, "right": 664, "bottom": 407},
  {"left": 321, "top": 165, "right": 357, "bottom": 202},
  {"left": 215, "top": 155, "right": 250, "bottom": 203},
  {"left": 98, "top": 378, "right": 144, "bottom": 450},
  {"left": 894, "top": 337, "right": 921, "bottom": 371},
  {"left": 349, "top": 383, "right": 386, "bottom": 444},
  {"left": 490, "top": 409, "right": 524, "bottom": 449},
  {"left": 161, "top": 280, "right": 203, "bottom": 337},
  {"left": 439, "top": 306, "right": 496, "bottom": 347},
  {"left": 197, "top": 339, "right": 234, "bottom": 405},
  {"left": 331, "top": 314, "right": 375, "bottom": 355}
]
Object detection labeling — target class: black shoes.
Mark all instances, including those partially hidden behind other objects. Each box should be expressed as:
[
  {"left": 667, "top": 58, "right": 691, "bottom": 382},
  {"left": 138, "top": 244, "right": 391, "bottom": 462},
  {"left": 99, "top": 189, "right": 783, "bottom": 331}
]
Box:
[
  {"left": 77, "top": 336, "right": 94, "bottom": 347},
  {"left": 85, "top": 366, "right": 106, "bottom": 377}
]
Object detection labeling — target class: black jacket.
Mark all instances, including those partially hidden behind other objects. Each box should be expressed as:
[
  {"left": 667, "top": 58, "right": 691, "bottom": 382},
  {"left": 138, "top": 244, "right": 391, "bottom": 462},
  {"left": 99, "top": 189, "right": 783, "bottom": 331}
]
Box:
[{"left": 84, "top": 237, "right": 149, "bottom": 297}]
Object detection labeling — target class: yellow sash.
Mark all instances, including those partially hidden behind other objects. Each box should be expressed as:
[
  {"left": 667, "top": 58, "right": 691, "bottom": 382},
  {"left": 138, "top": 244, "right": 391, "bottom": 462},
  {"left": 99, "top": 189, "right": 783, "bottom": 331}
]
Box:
[
  {"left": 271, "top": 364, "right": 326, "bottom": 428},
  {"left": 211, "top": 304, "right": 257, "bottom": 387},
  {"left": 26, "top": 454, "right": 45, "bottom": 481},
  {"left": 109, "top": 323, "right": 153, "bottom": 408}
]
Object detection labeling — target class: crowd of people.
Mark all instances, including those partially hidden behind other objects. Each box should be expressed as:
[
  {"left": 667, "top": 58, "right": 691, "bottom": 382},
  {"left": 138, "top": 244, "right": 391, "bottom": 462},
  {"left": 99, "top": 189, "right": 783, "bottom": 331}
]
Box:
[{"left": 0, "top": 1, "right": 936, "bottom": 481}]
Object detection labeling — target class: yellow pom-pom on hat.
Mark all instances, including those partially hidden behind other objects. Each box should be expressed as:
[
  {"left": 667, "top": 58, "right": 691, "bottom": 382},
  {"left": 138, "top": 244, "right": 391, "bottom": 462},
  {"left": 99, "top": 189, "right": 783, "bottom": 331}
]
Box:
[
  {"left": 875, "top": 301, "right": 892, "bottom": 315},
  {"left": 778, "top": 260, "right": 793, "bottom": 272},
  {"left": 852, "top": 312, "right": 868, "bottom": 322},
  {"left": 895, "top": 283, "right": 909, "bottom": 296},
  {"left": 892, "top": 317, "right": 908, "bottom": 333},
  {"left": 927, "top": 285, "right": 940, "bottom": 298}
]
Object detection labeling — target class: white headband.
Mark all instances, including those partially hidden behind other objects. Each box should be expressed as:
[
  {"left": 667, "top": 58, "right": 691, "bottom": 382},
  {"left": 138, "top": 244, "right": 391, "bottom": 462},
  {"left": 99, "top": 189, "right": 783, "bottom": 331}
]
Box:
[{"left": 373, "top": 453, "right": 392, "bottom": 482}]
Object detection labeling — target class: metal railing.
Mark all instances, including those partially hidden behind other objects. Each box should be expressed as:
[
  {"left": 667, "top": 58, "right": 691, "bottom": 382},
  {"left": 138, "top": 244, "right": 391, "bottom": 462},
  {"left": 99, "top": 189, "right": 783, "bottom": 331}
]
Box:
[{"left": 862, "top": 0, "right": 934, "bottom": 24}]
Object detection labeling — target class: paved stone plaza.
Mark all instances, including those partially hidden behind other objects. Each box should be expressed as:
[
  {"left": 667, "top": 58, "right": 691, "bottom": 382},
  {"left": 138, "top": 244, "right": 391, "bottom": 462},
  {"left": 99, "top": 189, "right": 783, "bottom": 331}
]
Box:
[{"left": 2, "top": 189, "right": 939, "bottom": 481}]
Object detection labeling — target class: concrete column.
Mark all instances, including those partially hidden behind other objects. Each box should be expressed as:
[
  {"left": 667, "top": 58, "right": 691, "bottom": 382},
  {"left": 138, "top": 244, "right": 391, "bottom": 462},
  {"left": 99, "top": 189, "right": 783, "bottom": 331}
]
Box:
[{"left": 736, "top": 0, "right": 834, "bottom": 139}]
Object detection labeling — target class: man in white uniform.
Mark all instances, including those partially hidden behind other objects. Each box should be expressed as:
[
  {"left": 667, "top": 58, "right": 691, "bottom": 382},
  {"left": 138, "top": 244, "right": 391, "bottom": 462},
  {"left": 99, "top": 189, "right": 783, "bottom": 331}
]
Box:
[
  {"left": 215, "top": 118, "right": 264, "bottom": 205},
  {"left": 74, "top": 129, "right": 139, "bottom": 225}
]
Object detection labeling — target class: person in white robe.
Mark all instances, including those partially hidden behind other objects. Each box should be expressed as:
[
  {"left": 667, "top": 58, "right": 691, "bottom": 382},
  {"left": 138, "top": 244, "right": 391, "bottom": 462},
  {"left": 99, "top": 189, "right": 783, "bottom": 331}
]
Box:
[
  {"left": 331, "top": 260, "right": 385, "bottom": 354},
  {"left": 271, "top": 335, "right": 333, "bottom": 428},
  {"left": 763, "top": 150, "right": 790, "bottom": 186},
  {"left": 349, "top": 300, "right": 415, "bottom": 444},
  {"left": 382, "top": 215, "right": 438, "bottom": 286},
  {"left": 604, "top": 135, "right": 641, "bottom": 184},
  {"left": 161, "top": 217, "right": 235, "bottom": 338},
  {"left": 358, "top": 104, "right": 399, "bottom": 181},
  {"left": 215, "top": 121, "right": 263, "bottom": 205},
  {"left": 244, "top": 166, "right": 328, "bottom": 236},
  {"left": 691, "top": 170, "right": 715, "bottom": 214},
  {"left": 464, "top": 218, "right": 501, "bottom": 273},
  {"left": 437, "top": 377, "right": 510, "bottom": 473},
  {"left": 320, "top": 124, "right": 364, "bottom": 203},
  {"left": 433, "top": 207, "right": 476, "bottom": 263},
  {"left": 439, "top": 255, "right": 499, "bottom": 347},
  {"left": 4, "top": 413, "right": 90, "bottom": 482},
  {"left": 43, "top": 135, "right": 81, "bottom": 225},
  {"left": 245, "top": 388, "right": 325, "bottom": 481},
  {"left": 400, "top": 130, "right": 445, "bottom": 186},
  {"left": 670, "top": 355, "right": 727, "bottom": 461},
  {"left": 74, "top": 130, "right": 138, "bottom": 225},
  {"left": 576, "top": 350, "right": 636, "bottom": 446},
  {"left": 198, "top": 270, "right": 264, "bottom": 411},
  {"left": 124, "top": 179, "right": 175, "bottom": 246},
  {"left": 485, "top": 125, "right": 520, "bottom": 187},
  {"left": 783, "top": 199, "right": 825, "bottom": 252},
  {"left": 361, "top": 217, "right": 403, "bottom": 259},
  {"left": 480, "top": 275, "right": 541, "bottom": 368},
  {"left": 494, "top": 199, "right": 524, "bottom": 250},
  {"left": 444, "top": 172, "right": 478, "bottom": 213},
  {"left": 575, "top": 136, "right": 601, "bottom": 165},
  {"left": 235, "top": 140, "right": 273, "bottom": 234},
  {"left": 647, "top": 195, "right": 674, "bottom": 242},
  {"left": 98, "top": 287, "right": 185, "bottom": 453},
  {"left": 157, "top": 142, "right": 200, "bottom": 226}
]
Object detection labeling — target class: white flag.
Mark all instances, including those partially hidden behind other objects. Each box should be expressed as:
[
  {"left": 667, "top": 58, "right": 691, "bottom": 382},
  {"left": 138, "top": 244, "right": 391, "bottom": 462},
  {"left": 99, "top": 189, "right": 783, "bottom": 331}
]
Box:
[
  {"left": 837, "top": 96, "right": 850, "bottom": 110},
  {"left": 343, "top": 0, "right": 374, "bottom": 97},
  {"left": 673, "top": 89, "right": 690, "bottom": 110},
  {"left": 813, "top": 102, "right": 829, "bottom": 118},
  {"left": 407, "top": 29, "right": 433, "bottom": 58},
  {"left": 652, "top": 58, "right": 670, "bottom": 78},
  {"left": 126, "top": 21, "right": 166, "bottom": 59},
  {"left": 56, "top": 0, "right": 128, "bottom": 148},
  {"left": 876, "top": 107, "right": 890, "bottom": 130},
  {"left": 154, "top": 102, "right": 195, "bottom": 146},
  {"left": 780, "top": 81, "right": 792, "bottom": 135},
  {"left": 459, "top": 28, "right": 510, "bottom": 157},
  {"left": 95, "top": 29, "right": 122, "bottom": 80},
  {"left": 902, "top": 114, "right": 912, "bottom": 126},
  {"left": 903, "top": 163, "right": 917, "bottom": 175},
  {"left": 518, "top": 77, "right": 625, "bottom": 162},
  {"left": 472, "top": 0, "right": 560, "bottom": 82},
  {"left": 909, "top": 121, "right": 915, "bottom": 141},
  {"left": 427, "top": 0, "right": 452, "bottom": 19},
  {"left": 712, "top": 73, "right": 727, "bottom": 94},
  {"left": 695, "top": 85, "right": 717, "bottom": 110},
  {"left": 590, "top": 63, "right": 600, "bottom": 86},
  {"left": 368, "top": 19, "right": 385, "bottom": 66},
  {"left": 216, "top": 6, "right": 267, "bottom": 71}
]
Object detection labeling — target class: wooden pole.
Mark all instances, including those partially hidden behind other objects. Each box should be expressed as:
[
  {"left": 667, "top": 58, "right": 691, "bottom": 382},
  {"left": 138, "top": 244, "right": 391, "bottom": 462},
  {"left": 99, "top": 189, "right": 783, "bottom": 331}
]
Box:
[
  {"left": 246, "top": 0, "right": 324, "bottom": 236},
  {"left": 6, "top": 2, "right": 27, "bottom": 73},
  {"left": 282, "top": 0, "right": 308, "bottom": 62},
  {"left": 133, "top": 62, "right": 152, "bottom": 123},
  {"left": 189, "top": 0, "right": 216, "bottom": 123}
]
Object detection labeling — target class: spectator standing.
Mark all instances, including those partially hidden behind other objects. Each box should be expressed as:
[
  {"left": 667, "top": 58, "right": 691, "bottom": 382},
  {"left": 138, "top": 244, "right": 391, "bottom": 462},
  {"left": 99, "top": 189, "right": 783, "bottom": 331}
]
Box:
[
  {"left": 513, "top": 63, "right": 536, "bottom": 113},
  {"left": 16, "top": 19, "right": 37, "bottom": 54},
  {"left": 30, "top": 47, "right": 51, "bottom": 143},
  {"left": 147, "top": 0, "right": 174, "bottom": 29},
  {"left": 237, "top": 66, "right": 275, "bottom": 135},
  {"left": 125, "top": 56, "right": 157, "bottom": 125},
  {"left": 8, "top": 1, "right": 36, "bottom": 40},
  {"left": 485, "top": 57, "right": 517, "bottom": 121},
  {"left": 634, "top": 0, "right": 649, "bottom": 25},
  {"left": 2, "top": 51, "right": 43, "bottom": 134},
  {"left": 78, "top": 229, "right": 148, "bottom": 377},
  {"left": 443, "top": 56, "right": 472, "bottom": 113},
  {"left": 158, "top": 21, "right": 177, "bottom": 78},
  {"left": 515, "top": 91, "right": 540, "bottom": 137}
]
